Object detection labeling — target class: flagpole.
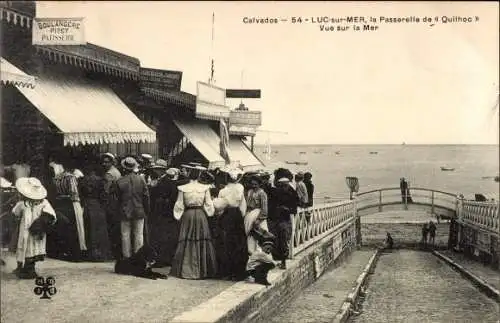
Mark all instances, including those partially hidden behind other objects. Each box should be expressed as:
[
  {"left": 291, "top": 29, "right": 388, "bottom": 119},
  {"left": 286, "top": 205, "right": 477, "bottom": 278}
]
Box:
[{"left": 209, "top": 12, "right": 215, "bottom": 84}]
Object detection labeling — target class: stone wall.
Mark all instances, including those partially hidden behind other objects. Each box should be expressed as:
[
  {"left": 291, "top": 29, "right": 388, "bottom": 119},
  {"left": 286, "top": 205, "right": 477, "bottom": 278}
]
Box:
[{"left": 218, "top": 221, "right": 356, "bottom": 323}]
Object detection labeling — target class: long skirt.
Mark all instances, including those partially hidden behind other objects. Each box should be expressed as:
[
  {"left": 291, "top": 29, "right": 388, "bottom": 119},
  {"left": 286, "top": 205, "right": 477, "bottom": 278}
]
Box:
[
  {"left": 170, "top": 208, "right": 217, "bottom": 279},
  {"left": 149, "top": 213, "right": 180, "bottom": 266},
  {"left": 244, "top": 209, "right": 269, "bottom": 254},
  {"left": 46, "top": 198, "right": 82, "bottom": 261},
  {"left": 215, "top": 207, "right": 248, "bottom": 280},
  {"left": 268, "top": 219, "right": 292, "bottom": 261},
  {"left": 83, "top": 199, "right": 112, "bottom": 261}
]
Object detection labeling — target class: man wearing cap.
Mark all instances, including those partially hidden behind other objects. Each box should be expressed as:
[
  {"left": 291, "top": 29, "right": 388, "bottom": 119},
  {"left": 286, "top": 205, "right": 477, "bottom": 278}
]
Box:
[
  {"left": 111, "top": 157, "right": 151, "bottom": 259},
  {"left": 11, "top": 177, "right": 57, "bottom": 279},
  {"left": 101, "top": 153, "right": 122, "bottom": 259}
]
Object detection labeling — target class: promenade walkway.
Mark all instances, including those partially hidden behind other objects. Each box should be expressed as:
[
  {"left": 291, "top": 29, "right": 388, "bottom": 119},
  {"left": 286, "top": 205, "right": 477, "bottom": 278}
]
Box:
[
  {"left": 0, "top": 250, "right": 234, "bottom": 323},
  {"left": 350, "top": 250, "right": 499, "bottom": 323}
]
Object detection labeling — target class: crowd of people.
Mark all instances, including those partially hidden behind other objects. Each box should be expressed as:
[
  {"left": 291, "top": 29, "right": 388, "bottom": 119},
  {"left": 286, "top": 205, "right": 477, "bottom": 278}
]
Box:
[{"left": 1, "top": 153, "right": 316, "bottom": 284}]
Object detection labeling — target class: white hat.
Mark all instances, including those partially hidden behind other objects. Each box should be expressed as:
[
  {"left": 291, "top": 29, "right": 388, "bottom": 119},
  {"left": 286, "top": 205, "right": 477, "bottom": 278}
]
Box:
[
  {"left": 141, "top": 154, "right": 153, "bottom": 160},
  {"left": 166, "top": 168, "right": 177, "bottom": 177},
  {"left": 73, "top": 169, "right": 84, "bottom": 179},
  {"left": 151, "top": 159, "right": 168, "bottom": 169},
  {"left": 121, "top": 157, "right": 139, "bottom": 171},
  {"left": 102, "top": 152, "right": 116, "bottom": 161},
  {"left": 228, "top": 169, "right": 242, "bottom": 181},
  {"left": 15, "top": 177, "right": 47, "bottom": 200},
  {"left": 278, "top": 177, "right": 290, "bottom": 183}
]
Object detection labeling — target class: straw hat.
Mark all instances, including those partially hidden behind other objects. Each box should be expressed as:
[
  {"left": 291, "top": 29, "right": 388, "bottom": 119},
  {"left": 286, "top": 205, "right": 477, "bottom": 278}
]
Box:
[
  {"left": 278, "top": 177, "right": 290, "bottom": 183},
  {"left": 121, "top": 157, "right": 139, "bottom": 171},
  {"left": 102, "top": 152, "right": 116, "bottom": 161},
  {"left": 15, "top": 177, "right": 47, "bottom": 200},
  {"left": 151, "top": 159, "right": 168, "bottom": 169},
  {"left": 166, "top": 168, "right": 177, "bottom": 177},
  {"left": 141, "top": 154, "right": 153, "bottom": 161}
]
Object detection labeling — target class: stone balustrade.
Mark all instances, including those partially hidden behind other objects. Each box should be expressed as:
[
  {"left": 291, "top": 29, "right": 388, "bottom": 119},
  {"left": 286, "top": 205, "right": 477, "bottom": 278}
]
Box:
[{"left": 460, "top": 199, "right": 500, "bottom": 236}]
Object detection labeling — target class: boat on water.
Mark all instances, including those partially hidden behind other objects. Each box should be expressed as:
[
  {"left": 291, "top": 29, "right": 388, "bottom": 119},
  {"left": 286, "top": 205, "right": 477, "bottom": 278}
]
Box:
[
  {"left": 299, "top": 151, "right": 307, "bottom": 154},
  {"left": 335, "top": 151, "right": 340, "bottom": 155},
  {"left": 495, "top": 176, "right": 499, "bottom": 182},
  {"left": 369, "top": 151, "right": 378, "bottom": 155},
  {"left": 285, "top": 161, "right": 308, "bottom": 166},
  {"left": 440, "top": 166, "right": 455, "bottom": 171}
]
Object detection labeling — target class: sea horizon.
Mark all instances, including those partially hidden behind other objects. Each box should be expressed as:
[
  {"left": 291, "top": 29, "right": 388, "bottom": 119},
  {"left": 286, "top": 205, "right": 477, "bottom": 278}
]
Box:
[{"left": 253, "top": 143, "right": 499, "bottom": 147}]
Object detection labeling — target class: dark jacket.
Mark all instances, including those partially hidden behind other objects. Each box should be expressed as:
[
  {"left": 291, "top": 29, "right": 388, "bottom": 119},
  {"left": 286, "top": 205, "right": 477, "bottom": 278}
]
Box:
[
  {"left": 151, "top": 175, "right": 178, "bottom": 218},
  {"left": 272, "top": 185, "right": 299, "bottom": 222},
  {"left": 304, "top": 180, "right": 314, "bottom": 207},
  {"left": 112, "top": 173, "right": 150, "bottom": 221}
]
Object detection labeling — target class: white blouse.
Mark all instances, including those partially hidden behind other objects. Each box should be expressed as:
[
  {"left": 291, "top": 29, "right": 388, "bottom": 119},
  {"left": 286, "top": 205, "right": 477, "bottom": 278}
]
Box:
[
  {"left": 215, "top": 183, "right": 247, "bottom": 216},
  {"left": 173, "top": 180, "right": 215, "bottom": 220}
]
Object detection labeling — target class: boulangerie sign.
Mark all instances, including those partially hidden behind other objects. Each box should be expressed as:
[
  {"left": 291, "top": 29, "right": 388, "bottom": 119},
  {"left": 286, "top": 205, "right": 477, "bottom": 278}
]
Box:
[{"left": 32, "top": 17, "right": 86, "bottom": 45}]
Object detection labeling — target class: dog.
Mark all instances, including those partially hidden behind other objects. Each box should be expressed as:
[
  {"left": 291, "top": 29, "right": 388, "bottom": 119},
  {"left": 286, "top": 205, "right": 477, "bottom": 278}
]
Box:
[{"left": 114, "top": 245, "right": 168, "bottom": 280}]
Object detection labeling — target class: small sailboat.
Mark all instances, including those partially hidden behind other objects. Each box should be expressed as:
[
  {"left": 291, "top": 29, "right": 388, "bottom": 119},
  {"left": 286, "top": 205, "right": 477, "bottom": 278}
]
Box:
[
  {"left": 369, "top": 151, "right": 378, "bottom": 155},
  {"left": 335, "top": 151, "right": 340, "bottom": 155},
  {"left": 440, "top": 166, "right": 455, "bottom": 171}
]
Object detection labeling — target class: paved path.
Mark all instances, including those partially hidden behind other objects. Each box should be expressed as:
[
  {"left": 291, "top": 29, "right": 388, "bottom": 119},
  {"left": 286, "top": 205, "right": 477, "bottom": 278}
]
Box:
[
  {"left": 268, "top": 250, "right": 375, "bottom": 323},
  {"left": 0, "top": 251, "right": 234, "bottom": 323},
  {"left": 439, "top": 250, "right": 500, "bottom": 291},
  {"left": 350, "top": 250, "right": 499, "bottom": 323}
]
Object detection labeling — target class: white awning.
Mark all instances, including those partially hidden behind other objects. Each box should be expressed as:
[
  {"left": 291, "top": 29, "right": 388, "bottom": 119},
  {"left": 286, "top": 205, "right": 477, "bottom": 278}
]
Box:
[
  {"left": 173, "top": 119, "right": 226, "bottom": 169},
  {"left": 0, "top": 57, "right": 36, "bottom": 88},
  {"left": 228, "top": 137, "right": 264, "bottom": 171},
  {"left": 1, "top": 57, "right": 156, "bottom": 146}
]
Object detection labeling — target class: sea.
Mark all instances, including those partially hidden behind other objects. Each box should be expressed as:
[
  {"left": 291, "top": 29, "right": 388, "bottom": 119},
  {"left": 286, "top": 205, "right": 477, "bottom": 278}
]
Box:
[{"left": 253, "top": 144, "right": 500, "bottom": 201}]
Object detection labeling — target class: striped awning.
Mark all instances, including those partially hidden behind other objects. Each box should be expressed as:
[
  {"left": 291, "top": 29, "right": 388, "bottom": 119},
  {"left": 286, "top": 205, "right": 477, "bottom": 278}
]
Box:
[
  {"left": 2, "top": 57, "right": 156, "bottom": 146},
  {"left": 173, "top": 119, "right": 226, "bottom": 169},
  {"left": 0, "top": 57, "right": 36, "bottom": 88}
]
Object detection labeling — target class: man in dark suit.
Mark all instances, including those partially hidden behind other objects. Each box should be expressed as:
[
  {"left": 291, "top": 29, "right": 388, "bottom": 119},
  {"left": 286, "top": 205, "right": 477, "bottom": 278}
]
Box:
[{"left": 112, "top": 157, "right": 151, "bottom": 259}]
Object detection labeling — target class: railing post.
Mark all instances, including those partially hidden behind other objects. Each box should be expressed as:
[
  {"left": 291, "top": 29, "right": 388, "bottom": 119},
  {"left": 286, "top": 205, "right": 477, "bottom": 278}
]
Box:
[
  {"left": 431, "top": 191, "right": 435, "bottom": 215},
  {"left": 288, "top": 213, "right": 295, "bottom": 259},
  {"left": 353, "top": 198, "right": 362, "bottom": 248},
  {"left": 378, "top": 190, "right": 383, "bottom": 212}
]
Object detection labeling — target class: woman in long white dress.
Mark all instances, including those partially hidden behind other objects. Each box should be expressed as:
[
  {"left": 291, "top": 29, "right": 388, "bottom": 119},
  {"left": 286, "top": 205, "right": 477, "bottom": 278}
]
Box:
[
  {"left": 170, "top": 166, "right": 218, "bottom": 279},
  {"left": 12, "top": 177, "right": 57, "bottom": 279}
]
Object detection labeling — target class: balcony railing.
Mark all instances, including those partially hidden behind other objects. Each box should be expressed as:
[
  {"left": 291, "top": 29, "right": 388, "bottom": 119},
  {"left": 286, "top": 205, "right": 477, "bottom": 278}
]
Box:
[{"left": 459, "top": 199, "right": 499, "bottom": 236}]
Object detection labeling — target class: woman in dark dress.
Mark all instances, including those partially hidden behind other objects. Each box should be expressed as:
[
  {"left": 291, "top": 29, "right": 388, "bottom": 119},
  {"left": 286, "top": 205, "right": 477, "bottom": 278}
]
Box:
[
  {"left": 149, "top": 167, "right": 180, "bottom": 267},
  {"left": 46, "top": 161, "right": 87, "bottom": 261},
  {"left": 78, "top": 164, "right": 112, "bottom": 261}
]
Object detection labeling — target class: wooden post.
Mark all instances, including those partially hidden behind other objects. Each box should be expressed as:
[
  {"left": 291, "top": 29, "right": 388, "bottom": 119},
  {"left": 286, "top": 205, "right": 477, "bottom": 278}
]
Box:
[
  {"left": 431, "top": 191, "right": 435, "bottom": 215},
  {"left": 378, "top": 190, "right": 383, "bottom": 212},
  {"left": 250, "top": 136, "right": 254, "bottom": 152}
]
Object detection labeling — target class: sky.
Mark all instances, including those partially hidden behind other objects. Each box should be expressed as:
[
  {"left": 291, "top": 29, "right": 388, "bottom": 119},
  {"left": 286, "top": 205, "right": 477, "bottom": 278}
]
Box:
[{"left": 37, "top": 1, "right": 499, "bottom": 145}]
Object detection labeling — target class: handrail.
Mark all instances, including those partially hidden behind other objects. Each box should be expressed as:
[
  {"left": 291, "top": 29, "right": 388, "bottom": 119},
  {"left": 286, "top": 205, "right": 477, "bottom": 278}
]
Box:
[
  {"left": 357, "top": 187, "right": 458, "bottom": 198},
  {"left": 289, "top": 199, "right": 356, "bottom": 258}
]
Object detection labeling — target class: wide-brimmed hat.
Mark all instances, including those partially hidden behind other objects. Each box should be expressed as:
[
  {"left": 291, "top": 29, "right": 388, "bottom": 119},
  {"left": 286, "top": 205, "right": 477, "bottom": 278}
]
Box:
[
  {"left": 166, "top": 168, "right": 177, "bottom": 177},
  {"left": 151, "top": 159, "right": 168, "bottom": 169},
  {"left": 101, "top": 152, "right": 116, "bottom": 161},
  {"left": 15, "top": 177, "right": 47, "bottom": 200},
  {"left": 121, "top": 157, "right": 139, "bottom": 171},
  {"left": 277, "top": 177, "right": 290, "bottom": 183},
  {"left": 141, "top": 153, "right": 153, "bottom": 161}
]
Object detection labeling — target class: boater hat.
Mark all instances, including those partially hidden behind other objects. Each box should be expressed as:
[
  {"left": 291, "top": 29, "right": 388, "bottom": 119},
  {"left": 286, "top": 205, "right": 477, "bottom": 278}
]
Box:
[
  {"left": 15, "top": 177, "right": 47, "bottom": 200},
  {"left": 121, "top": 157, "right": 139, "bottom": 171},
  {"left": 151, "top": 159, "right": 168, "bottom": 169}
]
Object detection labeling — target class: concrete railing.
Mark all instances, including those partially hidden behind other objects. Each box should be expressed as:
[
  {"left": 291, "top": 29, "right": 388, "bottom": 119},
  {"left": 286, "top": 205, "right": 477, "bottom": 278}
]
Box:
[
  {"left": 290, "top": 199, "right": 356, "bottom": 258},
  {"left": 459, "top": 199, "right": 500, "bottom": 236}
]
